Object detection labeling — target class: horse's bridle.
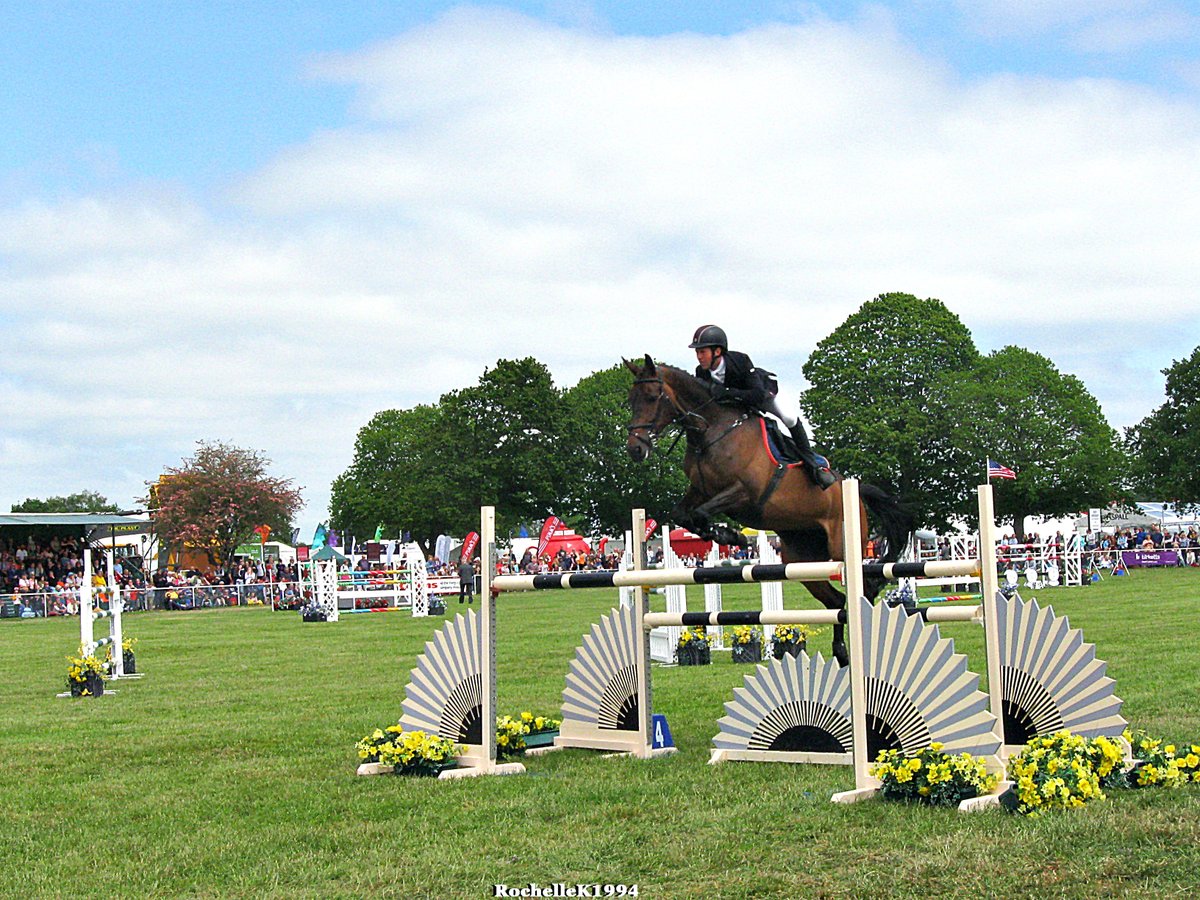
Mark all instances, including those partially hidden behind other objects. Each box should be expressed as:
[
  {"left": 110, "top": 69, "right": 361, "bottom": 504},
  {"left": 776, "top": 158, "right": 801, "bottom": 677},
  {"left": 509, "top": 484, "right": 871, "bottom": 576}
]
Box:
[{"left": 627, "top": 375, "right": 740, "bottom": 457}]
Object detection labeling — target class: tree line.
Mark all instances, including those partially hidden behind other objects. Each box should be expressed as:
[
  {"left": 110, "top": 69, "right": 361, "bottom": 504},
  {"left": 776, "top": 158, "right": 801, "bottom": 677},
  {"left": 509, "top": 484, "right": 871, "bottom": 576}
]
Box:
[
  {"left": 330, "top": 293, "right": 1198, "bottom": 552},
  {"left": 15, "top": 293, "right": 1196, "bottom": 563}
]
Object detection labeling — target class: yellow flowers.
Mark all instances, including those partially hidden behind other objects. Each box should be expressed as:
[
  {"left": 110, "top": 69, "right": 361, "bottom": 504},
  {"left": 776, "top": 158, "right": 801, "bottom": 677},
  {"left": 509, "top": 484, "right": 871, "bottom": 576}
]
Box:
[
  {"left": 65, "top": 651, "right": 105, "bottom": 693},
  {"left": 727, "top": 625, "right": 762, "bottom": 646},
  {"left": 677, "top": 626, "right": 714, "bottom": 648},
  {"left": 497, "top": 710, "right": 562, "bottom": 758},
  {"left": 1006, "top": 731, "right": 1110, "bottom": 816},
  {"left": 870, "top": 745, "right": 999, "bottom": 807},
  {"left": 355, "top": 724, "right": 461, "bottom": 775},
  {"left": 1124, "top": 727, "right": 1200, "bottom": 786},
  {"left": 771, "top": 623, "right": 823, "bottom": 646}
]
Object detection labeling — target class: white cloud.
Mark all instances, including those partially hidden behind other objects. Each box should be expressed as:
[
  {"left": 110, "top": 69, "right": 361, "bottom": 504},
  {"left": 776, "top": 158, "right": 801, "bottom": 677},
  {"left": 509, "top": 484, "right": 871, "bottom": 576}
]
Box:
[{"left": 3, "top": 8, "right": 1199, "bottom": 530}]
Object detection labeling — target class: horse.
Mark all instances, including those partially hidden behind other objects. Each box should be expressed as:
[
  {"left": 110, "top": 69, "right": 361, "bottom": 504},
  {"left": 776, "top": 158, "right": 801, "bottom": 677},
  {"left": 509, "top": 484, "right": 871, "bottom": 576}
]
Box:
[{"left": 624, "top": 354, "right": 913, "bottom": 666}]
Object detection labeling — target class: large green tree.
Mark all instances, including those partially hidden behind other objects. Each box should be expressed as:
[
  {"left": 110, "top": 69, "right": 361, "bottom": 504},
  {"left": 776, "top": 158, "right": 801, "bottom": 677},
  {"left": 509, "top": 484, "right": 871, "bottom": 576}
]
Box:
[
  {"left": 801, "top": 292, "right": 981, "bottom": 530},
  {"left": 147, "top": 442, "right": 302, "bottom": 570},
  {"left": 11, "top": 491, "right": 120, "bottom": 513},
  {"left": 558, "top": 363, "right": 689, "bottom": 536},
  {"left": 438, "top": 358, "right": 564, "bottom": 538},
  {"left": 929, "top": 347, "right": 1127, "bottom": 537},
  {"left": 1126, "top": 346, "right": 1200, "bottom": 509},
  {"left": 331, "top": 358, "right": 567, "bottom": 549},
  {"left": 329, "top": 404, "right": 460, "bottom": 553}
]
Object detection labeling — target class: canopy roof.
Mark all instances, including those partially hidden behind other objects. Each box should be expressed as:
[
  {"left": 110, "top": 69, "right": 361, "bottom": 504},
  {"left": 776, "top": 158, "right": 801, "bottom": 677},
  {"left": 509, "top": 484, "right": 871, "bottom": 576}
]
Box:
[{"left": 0, "top": 512, "right": 149, "bottom": 528}]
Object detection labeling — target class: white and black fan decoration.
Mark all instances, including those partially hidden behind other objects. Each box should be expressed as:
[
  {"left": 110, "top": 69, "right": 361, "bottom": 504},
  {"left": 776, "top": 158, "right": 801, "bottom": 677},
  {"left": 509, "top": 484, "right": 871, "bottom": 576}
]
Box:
[
  {"left": 712, "top": 598, "right": 1001, "bottom": 764},
  {"left": 399, "top": 610, "right": 484, "bottom": 746},
  {"left": 995, "top": 592, "right": 1126, "bottom": 745},
  {"left": 558, "top": 602, "right": 644, "bottom": 752}
]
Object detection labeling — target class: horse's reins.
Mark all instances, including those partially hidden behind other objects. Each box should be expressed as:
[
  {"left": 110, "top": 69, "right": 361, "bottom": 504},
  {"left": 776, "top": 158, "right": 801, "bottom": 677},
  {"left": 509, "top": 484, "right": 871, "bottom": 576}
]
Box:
[
  {"left": 629, "top": 373, "right": 788, "bottom": 518},
  {"left": 627, "top": 376, "right": 747, "bottom": 458}
]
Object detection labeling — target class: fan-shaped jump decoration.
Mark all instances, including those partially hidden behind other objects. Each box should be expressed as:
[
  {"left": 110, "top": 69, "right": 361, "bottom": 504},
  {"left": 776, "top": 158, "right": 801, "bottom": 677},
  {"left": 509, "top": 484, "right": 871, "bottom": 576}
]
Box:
[
  {"left": 558, "top": 601, "right": 656, "bottom": 755},
  {"left": 711, "top": 597, "right": 1002, "bottom": 765},
  {"left": 995, "top": 592, "right": 1126, "bottom": 747},
  {"left": 710, "top": 649, "right": 853, "bottom": 764},
  {"left": 399, "top": 610, "right": 484, "bottom": 743}
]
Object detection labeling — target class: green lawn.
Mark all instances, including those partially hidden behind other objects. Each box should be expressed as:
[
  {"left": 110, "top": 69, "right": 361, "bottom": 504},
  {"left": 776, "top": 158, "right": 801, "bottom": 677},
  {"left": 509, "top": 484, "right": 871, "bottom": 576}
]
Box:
[{"left": 3, "top": 570, "right": 1199, "bottom": 898}]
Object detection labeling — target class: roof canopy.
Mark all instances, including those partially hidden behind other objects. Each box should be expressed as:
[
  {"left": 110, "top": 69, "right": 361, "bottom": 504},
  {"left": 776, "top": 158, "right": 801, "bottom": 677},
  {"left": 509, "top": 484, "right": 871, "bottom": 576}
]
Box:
[{"left": 0, "top": 513, "right": 149, "bottom": 528}]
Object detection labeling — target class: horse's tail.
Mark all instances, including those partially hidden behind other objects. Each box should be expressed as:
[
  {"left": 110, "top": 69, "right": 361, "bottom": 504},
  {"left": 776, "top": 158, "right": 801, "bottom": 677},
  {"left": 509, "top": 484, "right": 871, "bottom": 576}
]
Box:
[{"left": 859, "top": 483, "right": 915, "bottom": 564}]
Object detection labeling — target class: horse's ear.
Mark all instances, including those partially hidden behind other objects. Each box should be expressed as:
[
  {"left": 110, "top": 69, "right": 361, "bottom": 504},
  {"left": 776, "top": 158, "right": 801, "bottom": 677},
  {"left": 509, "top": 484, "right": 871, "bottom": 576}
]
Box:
[{"left": 642, "top": 353, "right": 656, "bottom": 373}]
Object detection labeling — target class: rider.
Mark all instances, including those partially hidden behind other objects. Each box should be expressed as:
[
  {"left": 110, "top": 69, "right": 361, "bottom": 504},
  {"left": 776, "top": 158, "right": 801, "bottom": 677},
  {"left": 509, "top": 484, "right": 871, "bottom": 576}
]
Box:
[{"left": 689, "top": 324, "right": 836, "bottom": 489}]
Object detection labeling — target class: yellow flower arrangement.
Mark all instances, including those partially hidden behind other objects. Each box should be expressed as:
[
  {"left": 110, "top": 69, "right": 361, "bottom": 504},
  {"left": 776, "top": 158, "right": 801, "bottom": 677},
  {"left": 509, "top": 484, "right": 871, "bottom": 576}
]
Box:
[
  {"left": 771, "top": 623, "right": 822, "bottom": 646},
  {"left": 354, "top": 724, "right": 461, "bottom": 775},
  {"left": 519, "top": 710, "right": 562, "bottom": 735},
  {"left": 65, "top": 650, "right": 106, "bottom": 696},
  {"left": 1005, "top": 731, "right": 1114, "bottom": 815},
  {"left": 870, "top": 743, "right": 999, "bottom": 807},
  {"left": 677, "top": 626, "right": 714, "bottom": 648},
  {"left": 1124, "top": 728, "right": 1200, "bottom": 786},
  {"left": 728, "top": 625, "right": 762, "bottom": 647}
]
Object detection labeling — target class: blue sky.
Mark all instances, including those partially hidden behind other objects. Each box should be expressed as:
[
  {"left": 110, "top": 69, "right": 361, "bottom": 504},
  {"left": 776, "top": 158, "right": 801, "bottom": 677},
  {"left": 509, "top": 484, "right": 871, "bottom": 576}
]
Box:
[
  {"left": 7, "top": 1, "right": 1197, "bottom": 196},
  {"left": 3, "top": 1, "right": 1199, "bottom": 534}
]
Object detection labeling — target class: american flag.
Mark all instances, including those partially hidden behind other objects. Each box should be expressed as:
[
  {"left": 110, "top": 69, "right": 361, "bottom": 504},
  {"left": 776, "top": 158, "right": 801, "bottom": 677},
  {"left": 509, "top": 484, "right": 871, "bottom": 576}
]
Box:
[{"left": 987, "top": 459, "right": 1017, "bottom": 480}]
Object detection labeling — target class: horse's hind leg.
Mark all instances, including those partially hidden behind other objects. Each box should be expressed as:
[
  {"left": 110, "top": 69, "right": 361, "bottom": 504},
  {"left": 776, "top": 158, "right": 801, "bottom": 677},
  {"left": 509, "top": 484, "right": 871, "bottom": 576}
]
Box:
[{"left": 778, "top": 529, "right": 849, "bottom": 667}]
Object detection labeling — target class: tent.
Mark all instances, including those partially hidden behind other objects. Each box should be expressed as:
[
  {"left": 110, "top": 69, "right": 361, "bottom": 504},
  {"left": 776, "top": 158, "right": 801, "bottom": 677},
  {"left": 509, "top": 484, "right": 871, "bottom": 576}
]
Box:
[
  {"left": 543, "top": 527, "right": 591, "bottom": 556},
  {"left": 669, "top": 527, "right": 712, "bottom": 557}
]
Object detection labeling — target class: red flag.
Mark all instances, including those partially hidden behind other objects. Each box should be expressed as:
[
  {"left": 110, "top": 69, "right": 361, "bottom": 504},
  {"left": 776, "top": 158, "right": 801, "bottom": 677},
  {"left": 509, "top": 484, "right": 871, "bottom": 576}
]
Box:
[
  {"left": 538, "top": 516, "right": 561, "bottom": 557},
  {"left": 644, "top": 518, "right": 658, "bottom": 542},
  {"left": 461, "top": 531, "right": 479, "bottom": 561},
  {"left": 598, "top": 537, "right": 608, "bottom": 555}
]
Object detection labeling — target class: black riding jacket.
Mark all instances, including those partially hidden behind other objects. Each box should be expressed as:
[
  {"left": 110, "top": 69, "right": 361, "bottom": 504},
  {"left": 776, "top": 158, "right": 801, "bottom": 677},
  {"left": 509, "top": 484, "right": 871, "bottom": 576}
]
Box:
[{"left": 694, "top": 350, "right": 770, "bottom": 409}]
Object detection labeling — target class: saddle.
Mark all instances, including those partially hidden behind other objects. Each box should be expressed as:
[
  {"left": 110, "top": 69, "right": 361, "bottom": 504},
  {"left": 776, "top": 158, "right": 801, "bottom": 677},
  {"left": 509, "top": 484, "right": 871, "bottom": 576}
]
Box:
[{"left": 760, "top": 418, "right": 802, "bottom": 466}]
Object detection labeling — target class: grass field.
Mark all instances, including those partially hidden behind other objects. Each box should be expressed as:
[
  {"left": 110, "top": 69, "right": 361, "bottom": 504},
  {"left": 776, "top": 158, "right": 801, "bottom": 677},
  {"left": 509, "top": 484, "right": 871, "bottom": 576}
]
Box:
[{"left": 3, "top": 569, "right": 1200, "bottom": 898}]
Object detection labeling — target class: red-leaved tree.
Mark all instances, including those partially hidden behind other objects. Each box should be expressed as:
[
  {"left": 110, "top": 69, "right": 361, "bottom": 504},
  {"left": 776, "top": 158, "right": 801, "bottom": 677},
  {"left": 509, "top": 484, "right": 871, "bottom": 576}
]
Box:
[{"left": 147, "top": 442, "right": 303, "bottom": 570}]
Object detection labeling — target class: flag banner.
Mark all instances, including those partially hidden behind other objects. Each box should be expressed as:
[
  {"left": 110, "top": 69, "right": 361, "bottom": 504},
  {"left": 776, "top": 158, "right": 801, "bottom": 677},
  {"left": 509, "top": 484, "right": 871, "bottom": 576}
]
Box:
[
  {"left": 373, "top": 524, "right": 384, "bottom": 542},
  {"left": 461, "top": 531, "right": 480, "bottom": 562},
  {"left": 987, "top": 459, "right": 1017, "bottom": 480},
  {"left": 644, "top": 518, "right": 658, "bottom": 541},
  {"left": 537, "top": 516, "right": 561, "bottom": 557}
]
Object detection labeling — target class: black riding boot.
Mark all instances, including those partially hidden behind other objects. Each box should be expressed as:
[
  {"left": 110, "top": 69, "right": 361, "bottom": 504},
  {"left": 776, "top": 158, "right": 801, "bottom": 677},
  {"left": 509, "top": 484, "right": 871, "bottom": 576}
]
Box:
[{"left": 789, "top": 423, "right": 836, "bottom": 490}]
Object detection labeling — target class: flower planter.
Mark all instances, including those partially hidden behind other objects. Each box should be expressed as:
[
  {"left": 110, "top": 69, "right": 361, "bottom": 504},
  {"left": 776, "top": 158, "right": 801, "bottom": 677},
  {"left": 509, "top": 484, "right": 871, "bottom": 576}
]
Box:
[
  {"left": 69, "top": 672, "right": 105, "bottom": 697},
  {"left": 677, "top": 644, "right": 711, "bottom": 666},
  {"left": 395, "top": 760, "right": 459, "bottom": 778},
  {"left": 731, "top": 642, "right": 762, "bottom": 664},
  {"left": 428, "top": 599, "right": 447, "bottom": 616},
  {"left": 301, "top": 609, "right": 327, "bottom": 622},
  {"left": 523, "top": 729, "right": 560, "bottom": 750},
  {"left": 772, "top": 640, "right": 806, "bottom": 660},
  {"left": 123, "top": 651, "right": 136, "bottom": 675}
]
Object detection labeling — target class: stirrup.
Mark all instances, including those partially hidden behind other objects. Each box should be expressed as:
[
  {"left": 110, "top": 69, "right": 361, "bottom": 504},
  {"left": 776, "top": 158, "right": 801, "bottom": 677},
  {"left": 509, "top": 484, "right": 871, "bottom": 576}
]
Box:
[{"left": 811, "top": 465, "right": 836, "bottom": 490}]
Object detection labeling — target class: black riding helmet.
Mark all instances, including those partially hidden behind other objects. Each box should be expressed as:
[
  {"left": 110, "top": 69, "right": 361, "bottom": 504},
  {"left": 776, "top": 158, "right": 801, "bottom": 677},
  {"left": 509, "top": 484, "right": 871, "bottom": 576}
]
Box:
[{"left": 688, "top": 324, "right": 728, "bottom": 350}]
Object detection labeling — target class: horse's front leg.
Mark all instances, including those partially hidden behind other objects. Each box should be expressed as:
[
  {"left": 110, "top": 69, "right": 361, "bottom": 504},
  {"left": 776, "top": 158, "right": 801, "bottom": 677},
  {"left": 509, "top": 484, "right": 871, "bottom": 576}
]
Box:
[{"left": 671, "top": 484, "right": 750, "bottom": 549}]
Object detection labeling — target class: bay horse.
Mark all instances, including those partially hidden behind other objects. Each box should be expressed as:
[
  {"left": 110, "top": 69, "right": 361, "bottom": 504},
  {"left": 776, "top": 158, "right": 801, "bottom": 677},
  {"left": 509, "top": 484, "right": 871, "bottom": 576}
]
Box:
[{"left": 624, "top": 355, "right": 912, "bottom": 666}]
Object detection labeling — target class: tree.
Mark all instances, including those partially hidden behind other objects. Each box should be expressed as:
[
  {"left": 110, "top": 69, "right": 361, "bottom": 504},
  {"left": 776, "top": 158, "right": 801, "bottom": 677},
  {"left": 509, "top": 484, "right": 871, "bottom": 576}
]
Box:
[
  {"left": 11, "top": 490, "right": 120, "bottom": 513},
  {"left": 558, "top": 364, "right": 690, "bottom": 536},
  {"left": 1126, "top": 346, "right": 1200, "bottom": 510},
  {"left": 329, "top": 405, "right": 462, "bottom": 554},
  {"left": 801, "top": 292, "right": 981, "bottom": 530},
  {"left": 929, "top": 347, "right": 1127, "bottom": 537},
  {"left": 147, "top": 442, "right": 303, "bottom": 570},
  {"left": 438, "top": 358, "right": 565, "bottom": 538},
  {"left": 331, "top": 359, "right": 567, "bottom": 551}
]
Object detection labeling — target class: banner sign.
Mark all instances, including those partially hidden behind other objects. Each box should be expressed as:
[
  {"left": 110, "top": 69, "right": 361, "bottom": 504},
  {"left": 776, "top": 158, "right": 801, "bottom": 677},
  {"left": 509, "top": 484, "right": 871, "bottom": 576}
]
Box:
[
  {"left": 537, "top": 516, "right": 561, "bottom": 557},
  {"left": 365, "top": 541, "right": 382, "bottom": 562},
  {"left": 461, "top": 531, "right": 480, "bottom": 562},
  {"left": 644, "top": 519, "right": 657, "bottom": 542},
  {"left": 296, "top": 546, "right": 309, "bottom": 562},
  {"left": 1121, "top": 550, "right": 1178, "bottom": 568}
]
